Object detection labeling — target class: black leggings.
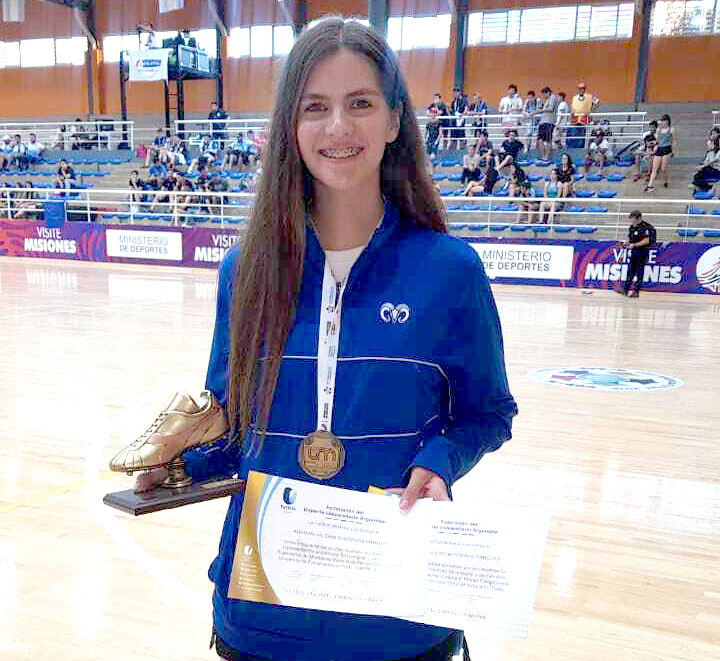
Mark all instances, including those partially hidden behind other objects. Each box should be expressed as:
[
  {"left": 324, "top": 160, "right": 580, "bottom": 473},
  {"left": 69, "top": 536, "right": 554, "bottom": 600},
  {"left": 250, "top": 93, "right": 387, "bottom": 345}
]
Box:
[
  {"left": 212, "top": 629, "right": 465, "bottom": 661},
  {"left": 624, "top": 257, "right": 647, "bottom": 294}
]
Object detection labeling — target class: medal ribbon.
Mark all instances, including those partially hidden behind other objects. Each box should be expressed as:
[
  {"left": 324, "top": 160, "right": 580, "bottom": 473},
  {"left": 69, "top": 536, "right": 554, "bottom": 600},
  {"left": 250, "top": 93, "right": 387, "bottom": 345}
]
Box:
[{"left": 316, "top": 260, "right": 348, "bottom": 435}]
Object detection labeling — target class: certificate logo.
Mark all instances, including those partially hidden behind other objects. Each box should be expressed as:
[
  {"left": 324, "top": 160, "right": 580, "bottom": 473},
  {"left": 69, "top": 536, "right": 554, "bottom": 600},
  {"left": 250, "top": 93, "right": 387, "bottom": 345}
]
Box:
[
  {"left": 528, "top": 366, "right": 682, "bottom": 392},
  {"left": 283, "top": 487, "right": 297, "bottom": 505}
]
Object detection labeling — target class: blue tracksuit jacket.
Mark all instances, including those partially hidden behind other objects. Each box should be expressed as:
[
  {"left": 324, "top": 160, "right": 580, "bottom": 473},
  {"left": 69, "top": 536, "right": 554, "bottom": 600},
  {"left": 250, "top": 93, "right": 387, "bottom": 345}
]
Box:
[{"left": 184, "top": 200, "right": 518, "bottom": 661}]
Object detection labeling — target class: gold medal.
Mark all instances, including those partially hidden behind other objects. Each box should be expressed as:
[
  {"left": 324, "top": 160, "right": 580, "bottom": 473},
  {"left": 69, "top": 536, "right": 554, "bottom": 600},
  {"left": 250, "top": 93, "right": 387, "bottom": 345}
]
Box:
[{"left": 298, "top": 430, "right": 345, "bottom": 480}]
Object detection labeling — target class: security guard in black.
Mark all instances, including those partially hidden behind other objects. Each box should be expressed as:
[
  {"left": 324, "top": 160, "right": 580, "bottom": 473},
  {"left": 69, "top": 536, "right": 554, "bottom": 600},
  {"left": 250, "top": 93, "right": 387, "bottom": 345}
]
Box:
[{"left": 623, "top": 210, "right": 656, "bottom": 296}]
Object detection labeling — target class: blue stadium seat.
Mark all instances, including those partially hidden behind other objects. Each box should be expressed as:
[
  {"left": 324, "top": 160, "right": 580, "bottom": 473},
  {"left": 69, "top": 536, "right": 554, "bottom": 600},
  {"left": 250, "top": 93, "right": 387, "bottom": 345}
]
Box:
[
  {"left": 575, "top": 189, "right": 595, "bottom": 198},
  {"left": 533, "top": 225, "right": 551, "bottom": 232},
  {"left": 588, "top": 206, "right": 609, "bottom": 213},
  {"left": 712, "top": 209, "right": 720, "bottom": 216},
  {"left": 607, "top": 173, "right": 625, "bottom": 182},
  {"left": 574, "top": 174, "right": 584, "bottom": 181},
  {"left": 703, "top": 229, "right": 720, "bottom": 237},
  {"left": 431, "top": 174, "right": 446, "bottom": 181},
  {"left": 527, "top": 174, "right": 542, "bottom": 182},
  {"left": 566, "top": 205, "right": 584, "bottom": 213},
  {"left": 586, "top": 173, "right": 603, "bottom": 182},
  {"left": 597, "top": 190, "right": 617, "bottom": 198},
  {"left": 576, "top": 226, "right": 598, "bottom": 234},
  {"left": 694, "top": 190, "right": 714, "bottom": 200},
  {"left": 511, "top": 225, "right": 531, "bottom": 231},
  {"left": 490, "top": 224, "right": 509, "bottom": 231},
  {"left": 677, "top": 229, "right": 699, "bottom": 237},
  {"left": 554, "top": 226, "right": 574, "bottom": 233},
  {"left": 448, "top": 223, "right": 467, "bottom": 229},
  {"left": 499, "top": 204, "right": 519, "bottom": 212},
  {"left": 440, "top": 159, "right": 457, "bottom": 167},
  {"left": 615, "top": 160, "right": 633, "bottom": 168},
  {"left": 447, "top": 203, "right": 463, "bottom": 211},
  {"left": 494, "top": 189, "right": 509, "bottom": 197},
  {"left": 688, "top": 207, "right": 706, "bottom": 215},
  {"left": 448, "top": 173, "right": 463, "bottom": 182},
  {"left": 467, "top": 223, "right": 486, "bottom": 231},
  {"left": 535, "top": 160, "right": 552, "bottom": 167},
  {"left": 516, "top": 159, "right": 532, "bottom": 167}
]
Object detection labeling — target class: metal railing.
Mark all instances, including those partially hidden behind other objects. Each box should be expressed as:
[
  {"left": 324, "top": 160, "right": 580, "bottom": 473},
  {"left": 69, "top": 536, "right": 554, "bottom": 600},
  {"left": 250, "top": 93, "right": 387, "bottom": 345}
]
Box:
[
  {"left": 713, "top": 110, "right": 719, "bottom": 128},
  {"left": 2, "top": 186, "right": 718, "bottom": 242},
  {"left": 418, "top": 111, "right": 648, "bottom": 151},
  {"left": 0, "top": 120, "right": 135, "bottom": 151},
  {"left": 174, "top": 118, "right": 270, "bottom": 140}
]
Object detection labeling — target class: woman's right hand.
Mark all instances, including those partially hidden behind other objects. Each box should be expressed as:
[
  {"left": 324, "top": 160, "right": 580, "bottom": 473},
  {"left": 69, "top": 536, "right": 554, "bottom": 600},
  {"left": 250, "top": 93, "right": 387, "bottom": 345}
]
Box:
[{"left": 134, "top": 467, "right": 168, "bottom": 493}]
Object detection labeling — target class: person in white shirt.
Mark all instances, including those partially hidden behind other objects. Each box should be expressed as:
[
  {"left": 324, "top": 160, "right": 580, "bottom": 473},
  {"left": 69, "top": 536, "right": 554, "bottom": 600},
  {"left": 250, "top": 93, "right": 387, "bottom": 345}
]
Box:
[
  {"left": 25, "top": 133, "right": 45, "bottom": 166},
  {"left": 0, "top": 135, "right": 13, "bottom": 171},
  {"left": 584, "top": 130, "right": 613, "bottom": 175},
  {"left": 499, "top": 84, "right": 523, "bottom": 129},
  {"left": 553, "top": 92, "right": 570, "bottom": 148}
]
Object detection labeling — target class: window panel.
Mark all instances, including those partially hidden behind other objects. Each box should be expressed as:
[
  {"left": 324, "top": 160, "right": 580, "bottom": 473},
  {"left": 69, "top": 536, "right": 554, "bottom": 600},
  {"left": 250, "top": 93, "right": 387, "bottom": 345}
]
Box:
[
  {"left": 228, "top": 27, "right": 250, "bottom": 57},
  {"left": 548, "top": 6, "right": 580, "bottom": 40},
  {"left": 435, "top": 14, "right": 452, "bottom": 47},
  {"left": 20, "top": 38, "right": 55, "bottom": 67},
  {"left": 590, "top": 5, "right": 620, "bottom": 37},
  {"left": 575, "top": 5, "right": 592, "bottom": 39},
  {"left": 617, "top": 3, "right": 635, "bottom": 36},
  {"left": 273, "top": 25, "right": 294, "bottom": 55},
  {"left": 387, "top": 16, "right": 402, "bottom": 49},
  {"left": 507, "top": 9, "right": 522, "bottom": 42},
  {"left": 400, "top": 16, "right": 414, "bottom": 49},
  {"left": 651, "top": 0, "right": 718, "bottom": 35},
  {"left": 250, "top": 25, "right": 273, "bottom": 58},
  {"left": 482, "top": 12, "right": 510, "bottom": 43},
  {"left": 55, "top": 37, "right": 87, "bottom": 66},
  {"left": 191, "top": 29, "right": 217, "bottom": 58}
]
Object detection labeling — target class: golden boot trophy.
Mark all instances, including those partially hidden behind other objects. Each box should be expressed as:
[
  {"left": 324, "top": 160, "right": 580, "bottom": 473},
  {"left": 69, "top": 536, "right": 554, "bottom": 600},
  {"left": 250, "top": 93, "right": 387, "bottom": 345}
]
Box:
[{"left": 103, "top": 390, "right": 245, "bottom": 515}]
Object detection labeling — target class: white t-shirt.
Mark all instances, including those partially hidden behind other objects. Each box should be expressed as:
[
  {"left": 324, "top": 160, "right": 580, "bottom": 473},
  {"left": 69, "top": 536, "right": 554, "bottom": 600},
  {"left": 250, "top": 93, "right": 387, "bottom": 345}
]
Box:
[
  {"left": 499, "top": 94, "right": 523, "bottom": 118},
  {"left": 556, "top": 101, "right": 570, "bottom": 126},
  {"left": 325, "top": 245, "right": 365, "bottom": 283},
  {"left": 26, "top": 141, "right": 43, "bottom": 156}
]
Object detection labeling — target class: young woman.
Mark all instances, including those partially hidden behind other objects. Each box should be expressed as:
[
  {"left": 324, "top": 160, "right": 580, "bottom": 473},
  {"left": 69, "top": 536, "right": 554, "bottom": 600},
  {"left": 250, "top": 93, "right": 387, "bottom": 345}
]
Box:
[
  {"left": 132, "top": 18, "right": 516, "bottom": 661},
  {"left": 646, "top": 114, "right": 677, "bottom": 192},
  {"left": 516, "top": 178, "right": 539, "bottom": 224},
  {"left": 507, "top": 163, "right": 527, "bottom": 198},
  {"left": 539, "top": 168, "right": 560, "bottom": 225},
  {"left": 584, "top": 130, "right": 613, "bottom": 175},
  {"left": 557, "top": 152, "right": 576, "bottom": 198},
  {"left": 464, "top": 158, "right": 498, "bottom": 196},
  {"left": 461, "top": 143, "right": 482, "bottom": 185},
  {"left": 691, "top": 127, "right": 720, "bottom": 192},
  {"left": 633, "top": 120, "right": 657, "bottom": 182}
]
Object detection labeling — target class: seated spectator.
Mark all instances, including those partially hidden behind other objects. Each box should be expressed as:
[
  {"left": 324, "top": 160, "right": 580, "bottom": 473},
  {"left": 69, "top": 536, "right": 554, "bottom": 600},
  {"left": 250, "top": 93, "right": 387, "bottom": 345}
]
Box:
[
  {"left": 464, "top": 160, "right": 499, "bottom": 197},
  {"left": 8, "top": 135, "right": 27, "bottom": 171},
  {"left": 54, "top": 171, "right": 76, "bottom": 191},
  {"left": 165, "top": 134, "right": 187, "bottom": 167},
  {"left": 461, "top": 144, "right": 482, "bottom": 185},
  {"left": 70, "top": 118, "right": 88, "bottom": 150},
  {"left": 473, "top": 130, "right": 494, "bottom": 167},
  {"left": 691, "top": 128, "right": 720, "bottom": 193},
  {"left": 539, "top": 168, "right": 561, "bottom": 225},
  {"left": 0, "top": 135, "right": 12, "bottom": 171},
  {"left": 245, "top": 130, "right": 260, "bottom": 167},
  {"left": 425, "top": 107, "right": 440, "bottom": 160},
  {"left": 223, "top": 132, "right": 248, "bottom": 171},
  {"left": 52, "top": 124, "right": 67, "bottom": 150},
  {"left": 13, "top": 181, "right": 38, "bottom": 219},
  {"left": 25, "top": 134, "right": 45, "bottom": 167},
  {"left": 128, "top": 170, "right": 146, "bottom": 214},
  {"left": 145, "top": 129, "right": 167, "bottom": 168},
  {"left": 148, "top": 157, "right": 168, "bottom": 181},
  {"left": 584, "top": 130, "right": 613, "bottom": 175},
  {"left": 507, "top": 164, "right": 527, "bottom": 198},
  {"left": 172, "top": 180, "right": 196, "bottom": 227},
  {"left": 633, "top": 120, "right": 658, "bottom": 182},
  {"left": 188, "top": 134, "right": 219, "bottom": 173},
  {"left": 557, "top": 153, "right": 576, "bottom": 198},
  {"left": 205, "top": 171, "right": 230, "bottom": 216},
  {"left": 496, "top": 130, "right": 523, "bottom": 171},
  {"left": 516, "top": 179, "right": 540, "bottom": 224},
  {"left": 149, "top": 175, "right": 175, "bottom": 214},
  {"left": 56, "top": 158, "right": 76, "bottom": 181}
]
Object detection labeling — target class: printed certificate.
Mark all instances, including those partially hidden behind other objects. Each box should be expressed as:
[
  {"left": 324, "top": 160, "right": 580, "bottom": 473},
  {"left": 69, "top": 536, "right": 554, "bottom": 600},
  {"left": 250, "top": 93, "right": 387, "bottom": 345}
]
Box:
[{"left": 229, "top": 471, "right": 551, "bottom": 637}]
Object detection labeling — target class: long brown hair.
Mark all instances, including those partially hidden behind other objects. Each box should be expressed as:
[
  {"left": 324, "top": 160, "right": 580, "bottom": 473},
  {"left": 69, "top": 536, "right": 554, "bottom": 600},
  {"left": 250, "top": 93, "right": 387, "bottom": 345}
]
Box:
[{"left": 227, "top": 17, "right": 447, "bottom": 453}]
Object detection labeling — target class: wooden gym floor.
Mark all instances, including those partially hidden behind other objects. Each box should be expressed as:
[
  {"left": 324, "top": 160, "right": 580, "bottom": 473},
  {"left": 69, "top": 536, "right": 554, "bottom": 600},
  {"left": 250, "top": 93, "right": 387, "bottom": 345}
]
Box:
[{"left": 0, "top": 256, "right": 718, "bottom": 661}]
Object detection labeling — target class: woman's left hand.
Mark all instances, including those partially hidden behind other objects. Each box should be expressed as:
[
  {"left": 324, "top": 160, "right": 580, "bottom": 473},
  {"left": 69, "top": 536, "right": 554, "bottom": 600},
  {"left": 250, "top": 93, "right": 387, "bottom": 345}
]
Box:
[{"left": 387, "top": 467, "right": 450, "bottom": 514}]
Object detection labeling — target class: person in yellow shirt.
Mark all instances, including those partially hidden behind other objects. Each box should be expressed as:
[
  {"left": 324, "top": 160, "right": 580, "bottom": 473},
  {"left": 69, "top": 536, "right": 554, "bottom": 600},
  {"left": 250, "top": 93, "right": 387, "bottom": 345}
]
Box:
[{"left": 570, "top": 83, "right": 599, "bottom": 125}]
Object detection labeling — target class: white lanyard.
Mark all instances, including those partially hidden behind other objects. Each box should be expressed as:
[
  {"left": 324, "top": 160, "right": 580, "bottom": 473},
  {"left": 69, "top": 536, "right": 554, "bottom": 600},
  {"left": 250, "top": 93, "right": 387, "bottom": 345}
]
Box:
[{"left": 316, "top": 260, "right": 348, "bottom": 434}]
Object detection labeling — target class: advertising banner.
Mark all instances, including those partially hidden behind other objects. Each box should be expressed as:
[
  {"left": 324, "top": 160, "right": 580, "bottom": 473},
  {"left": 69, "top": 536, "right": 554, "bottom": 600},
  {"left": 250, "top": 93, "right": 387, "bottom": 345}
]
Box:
[
  {"left": 1, "top": 220, "right": 718, "bottom": 295},
  {"left": 128, "top": 49, "right": 170, "bottom": 82}
]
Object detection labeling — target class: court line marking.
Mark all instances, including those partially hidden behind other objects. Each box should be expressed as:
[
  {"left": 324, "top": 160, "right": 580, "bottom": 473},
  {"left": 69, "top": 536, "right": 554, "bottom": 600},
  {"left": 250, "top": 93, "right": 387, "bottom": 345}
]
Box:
[{"left": 82, "top": 389, "right": 212, "bottom": 619}]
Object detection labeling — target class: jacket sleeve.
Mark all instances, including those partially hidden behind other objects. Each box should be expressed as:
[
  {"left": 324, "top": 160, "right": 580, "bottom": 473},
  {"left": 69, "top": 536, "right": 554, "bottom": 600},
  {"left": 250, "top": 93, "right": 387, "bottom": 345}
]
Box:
[
  {"left": 409, "top": 253, "right": 518, "bottom": 491},
  {"left": 182, "top": 248, "right": 243, "bottom": 482}
]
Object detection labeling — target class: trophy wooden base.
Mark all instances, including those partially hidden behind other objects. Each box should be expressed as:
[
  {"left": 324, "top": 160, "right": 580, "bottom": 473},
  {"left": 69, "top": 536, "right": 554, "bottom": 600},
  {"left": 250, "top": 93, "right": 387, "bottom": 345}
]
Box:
[{"left": 103, "top": 477, "right": 246, "bottom": 516}]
